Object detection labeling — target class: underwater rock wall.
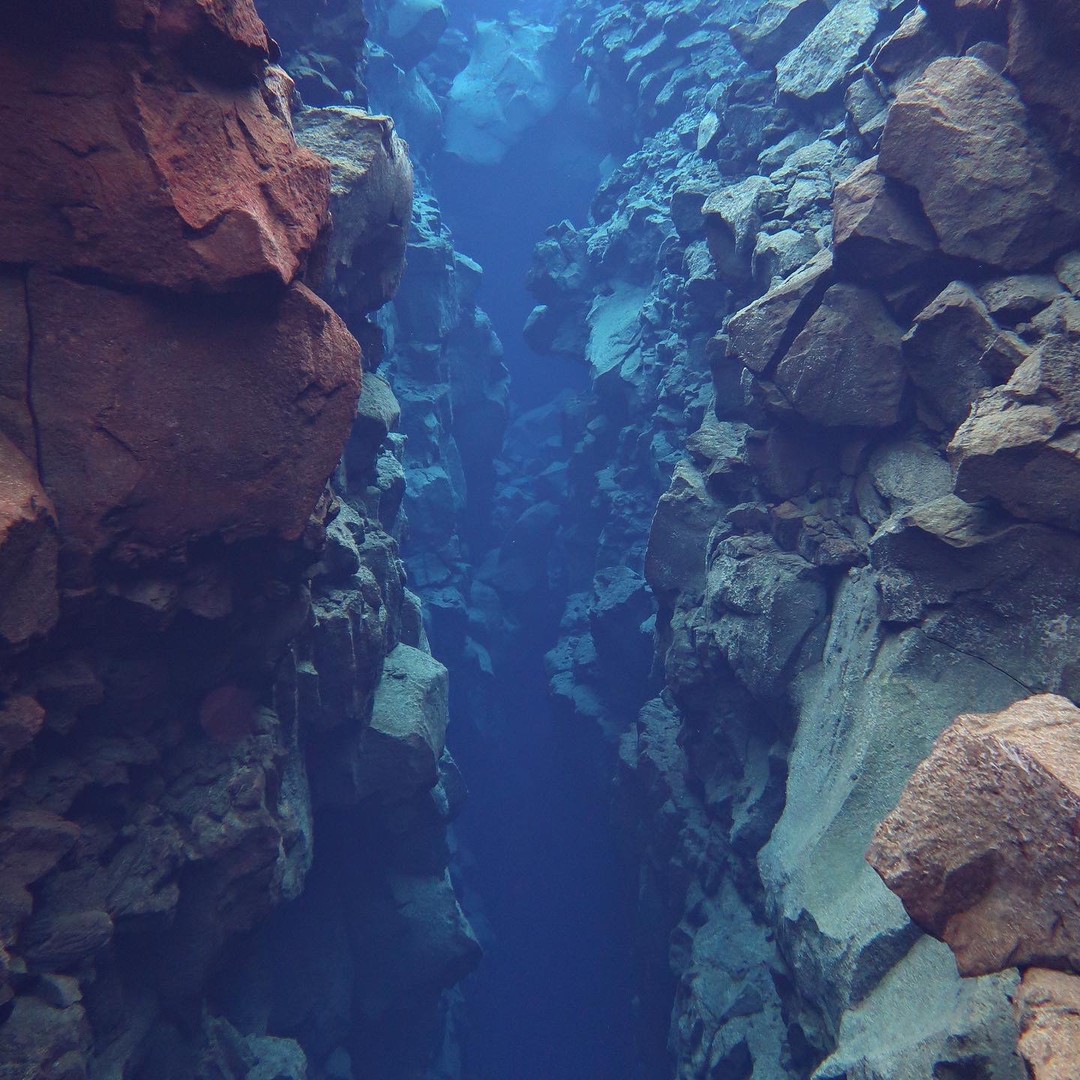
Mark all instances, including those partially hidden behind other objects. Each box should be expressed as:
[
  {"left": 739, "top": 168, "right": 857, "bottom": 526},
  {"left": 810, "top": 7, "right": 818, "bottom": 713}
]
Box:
[
  {"left": 530, "top": 0, "right": 1080, "bottom": 1076},
  {"left": 0, "top": 3, "right": 478, "bottom": 1077}
]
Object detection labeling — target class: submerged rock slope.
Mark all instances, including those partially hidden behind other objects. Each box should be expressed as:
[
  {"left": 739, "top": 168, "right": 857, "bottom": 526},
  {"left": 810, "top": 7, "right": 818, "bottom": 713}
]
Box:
[{"left": 0, "top": 3, "right": 477, "bottom": 1077}]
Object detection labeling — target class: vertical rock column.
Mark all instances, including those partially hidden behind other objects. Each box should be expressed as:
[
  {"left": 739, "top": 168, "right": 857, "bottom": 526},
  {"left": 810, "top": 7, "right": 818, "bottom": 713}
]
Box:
[{"left": 0, "top": 2, "right": 364, "bottom": 1075}]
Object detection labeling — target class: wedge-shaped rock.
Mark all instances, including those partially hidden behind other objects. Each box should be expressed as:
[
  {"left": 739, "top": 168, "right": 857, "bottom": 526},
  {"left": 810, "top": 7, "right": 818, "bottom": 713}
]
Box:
[
  {"left": 903, "top": 281, "right": 1028, "bottom": 433},
  {"left": 879, "top": 57, "right": 1080, "bottom": 270},
  {"left": 833, "top": 157, "right": 937, "bottom": 279},
  {"left": 951, "top": 324, "right": 1080, "bottom": 531},
  {"left": 728, "top": 0, "right": 828, "bottom": 70},
  {"left": 356, "top": 645, "right": 449, "bottom": 800},
  {"left": 869, "top": 694, "right": 1080, "bottom": 976},
  {"left": 295, "top": 108, "right": 414, "bottom": 322},
  {"left": 725, "top": 250, "right": 832, "bottom": 375},
  {"left": 774, "top": 283, "right": 905, "bottom": 427}
]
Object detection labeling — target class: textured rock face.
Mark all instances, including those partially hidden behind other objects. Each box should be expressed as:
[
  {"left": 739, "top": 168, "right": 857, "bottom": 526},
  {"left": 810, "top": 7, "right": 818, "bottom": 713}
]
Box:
[
  {"left": 869, "top": 695, "right": 1080, "bottom": 977},
  {"left": 1, "top": 32, "right": 329, "bottom": 291},
  {"left": 0, "top": 1, "right": 478, "bottom": 1077},
  {"left": 879, "top": 56, "right": 1080, "bottom": 270},
  {"left": 1016, "top": 968, "right": 1080, "bottom": 1080},
  {"left": 524, "top": 0, "right": 1080, "bottom": 1076}
]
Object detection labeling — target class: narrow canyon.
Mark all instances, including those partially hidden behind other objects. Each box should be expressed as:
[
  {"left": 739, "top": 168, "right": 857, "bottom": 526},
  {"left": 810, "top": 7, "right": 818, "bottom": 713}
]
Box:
[{"left": 1, "top": 0, "right": 1079, "bottom": 1078}]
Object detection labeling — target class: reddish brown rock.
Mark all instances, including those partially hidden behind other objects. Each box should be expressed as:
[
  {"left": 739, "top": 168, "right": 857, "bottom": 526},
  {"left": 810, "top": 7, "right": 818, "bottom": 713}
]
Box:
[
  {"left": 0, "top": 436, "right": 59, "bottom": 647},
  {"left": 903, "top": 281, "right": 1029, "bottom": 433},
  {"left": 879, "top": 57, "right": 1080, "bottom": 270},
  {"left": 868, "top": 694, "right": 1080, "bottom": 977},
  {"left": 0, "top": 41, "right": 330, "bottom": 292},
  {"left": 1008, "top": 0, "right": 1080, "bottom": 160},
  {"left": 113, "top": 0, "right": 271, "bottom": 63},
  {"left": 27, "top": 273, "right": 360, "bottom": 583},
  {"left": 1016, "top": 968, "right": 1080, "bottom": 1080},
  {"left": 773, "top": 283, "right": 906, "bottom": 427},
  {"left": 832, "top": 157, "right": 938, "bottom": 279}
]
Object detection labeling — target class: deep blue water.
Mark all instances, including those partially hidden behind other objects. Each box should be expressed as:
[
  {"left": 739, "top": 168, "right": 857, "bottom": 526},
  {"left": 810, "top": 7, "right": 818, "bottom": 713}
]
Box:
[
  {"left": 448, "top": 639, "right": 640, "bottom": 1080},
  {"left": 427, "top": 58, "right": 641, "bottom": 1079}
]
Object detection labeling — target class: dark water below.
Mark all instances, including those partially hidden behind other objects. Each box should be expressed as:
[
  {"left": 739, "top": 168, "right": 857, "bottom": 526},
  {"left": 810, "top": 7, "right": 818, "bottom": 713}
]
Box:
[
  {"left": 431, "top": 97, "right": 640, "bottom": 1079},
  {"left": 448, "top": 645, "right": 640, "bottom": 1080}
]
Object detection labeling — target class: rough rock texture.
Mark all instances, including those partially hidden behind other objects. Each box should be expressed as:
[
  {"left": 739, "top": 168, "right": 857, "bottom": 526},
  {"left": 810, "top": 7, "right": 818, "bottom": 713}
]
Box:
[
  {"left": 869, "top": 695, "right": 1080, "bottom": 977},
  {"left": 879, "top": 56, "right": 1080, "bottom": 270},
  {"left": 0, "top": 2, "right": 479, "bottom": 1078},
  {"left": 1016, "top": 968, "right": 1080, "bottom": 1080},
  {"left": 514, "top": 0, "right": 1080, "bottom": 1077}
]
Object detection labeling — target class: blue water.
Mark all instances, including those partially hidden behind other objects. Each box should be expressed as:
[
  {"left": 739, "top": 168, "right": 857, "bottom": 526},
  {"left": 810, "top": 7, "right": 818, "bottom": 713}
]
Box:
[{"left": 431, "top": 89, "right": 641, "bottom": 1079}]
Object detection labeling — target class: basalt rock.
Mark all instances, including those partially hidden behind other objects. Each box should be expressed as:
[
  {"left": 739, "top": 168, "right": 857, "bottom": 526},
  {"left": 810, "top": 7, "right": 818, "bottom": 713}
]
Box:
[
  {"left": 869, "top": 695, "right": 1080, "bottom": 977},
  {"left": 1015, "top": 968, "right": 1080, "bottom": 1080},
  {"left": 879, "top": 57, "right": 1080, "bottom": 270}
]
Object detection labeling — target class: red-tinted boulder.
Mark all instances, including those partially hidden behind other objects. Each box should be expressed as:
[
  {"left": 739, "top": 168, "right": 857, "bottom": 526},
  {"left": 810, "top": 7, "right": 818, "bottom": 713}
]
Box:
[
  {"left": 879, "top": 57, "right": 1080, "bottom": 270},
  {"left": 27, "top": 273, "right": 360, "bottom": 583},
  {"left": 0, "top": 42, "right": 330, "bottom": 291},
  {"left": 869, "top": 695, "right": 1080, "bottom": 976}
]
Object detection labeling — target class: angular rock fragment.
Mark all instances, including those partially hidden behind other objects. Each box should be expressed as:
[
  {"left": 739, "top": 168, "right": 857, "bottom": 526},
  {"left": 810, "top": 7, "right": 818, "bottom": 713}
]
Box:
[
  {"left": 725, "top": 250, "right": 833, "bottom": 375},
  {"left": 879, "top": 57, "right": 1080, "bottom": 270},
  {"left": 951, "top": 328, "right": 1080, "bottom": 531},
  {"left": 295, "top": 107, "right": 414, "bottom": 322},
  {"left": 703, "top": 176, "right": 777, "bottom": 283},
  {"left": 355, "top": 645, "right": 449, "bottom": 800},
  {"left": 776, "top": 0, "right": 888, "bottom": 103},
  {"left": 728, "top": 0, "right": 828, "bottom": 70},
  {"left": 832, "top": 157, "right": 937, "bottom": 279},
  {"left": 869, "top": 694, "right": 1080, "bottom": 976},
  {"left": 774, "top": 283, "right": 906, "bottom": 427},
  {"left": 1016, "top": 968, "right": 1080, "bottom": 1080},
  {"left": 902, "top": 281, "right": 1028, "bottom": 432}
]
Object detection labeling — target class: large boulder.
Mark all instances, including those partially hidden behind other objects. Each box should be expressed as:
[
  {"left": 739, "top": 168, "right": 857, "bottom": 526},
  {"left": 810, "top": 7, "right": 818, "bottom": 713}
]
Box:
[
  {"left": 773, "top": 283, "right": 906, "bottom": 427},
  {"left": 869, "top": 695, "right": 1080, "bottom": 976},
  {"left": 879, "top": 57, "right": 1080, "bottom": 270},
  {"left": 775, "top": 0, "right": 889, "bottom": 103},
  {"left": 27, "top": 273, "right": 360, "bottom": 584},
  {"left": 0, "top": 38, "right": 329, "bottom": 292}
]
